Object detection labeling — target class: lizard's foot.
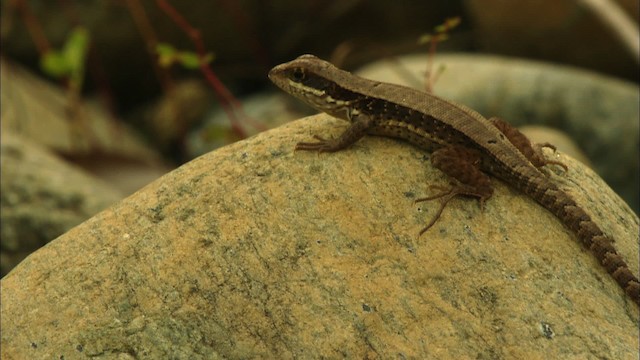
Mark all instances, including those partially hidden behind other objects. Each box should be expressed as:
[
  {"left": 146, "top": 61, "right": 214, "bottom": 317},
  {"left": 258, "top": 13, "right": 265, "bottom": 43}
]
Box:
[
  {"left": 487, "top": 118, "right": 568, "bottom": 172},
  {"left": 418, "top": 146, "right": 494, "bottom": 237},
  {"left": 538, "top": 142, "right": 556, "bottom": 152},
  {"left": 414, "top": 184, "right": 455, "bottom": 204},
  {"left": 295, "top": 135, "right": 335, "bottom": 153},
  {"left": 542, "top": 159, "right": 568, "bottom": 172},
  {"left": 416, "top": 183, "right": 492, "bottom": 237},
  {"left": 415, "top": 184, "right": 467, "bottom": 237},
  {"left": 534, "top": 143, "right": 568, "bottom": 172},
  {"left": 416, "top": 186, "right": 458, "bottom": 236}
]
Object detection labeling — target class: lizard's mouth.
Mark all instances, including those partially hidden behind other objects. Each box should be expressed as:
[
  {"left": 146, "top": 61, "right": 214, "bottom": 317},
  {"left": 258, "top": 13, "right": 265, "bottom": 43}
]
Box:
[{"left": 267, "top": 65, "right": 286, "bottom": 90}]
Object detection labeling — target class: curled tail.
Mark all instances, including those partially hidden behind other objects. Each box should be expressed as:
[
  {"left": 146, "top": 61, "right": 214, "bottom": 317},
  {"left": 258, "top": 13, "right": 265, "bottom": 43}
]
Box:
[{"left": 522, "top": 176, "right": 640, "bottom": 305}]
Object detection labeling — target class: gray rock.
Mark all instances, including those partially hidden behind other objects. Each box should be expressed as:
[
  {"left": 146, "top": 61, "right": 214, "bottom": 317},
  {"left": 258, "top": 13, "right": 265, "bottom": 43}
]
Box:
[{"left": 0, "top": 133, "right": 123, "bottom": 276}]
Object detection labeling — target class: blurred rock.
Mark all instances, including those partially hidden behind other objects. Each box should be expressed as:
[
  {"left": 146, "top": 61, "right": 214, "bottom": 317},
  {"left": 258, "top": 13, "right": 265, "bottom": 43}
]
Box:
[
  {"left": 186, "top": 92, "right": 294, "bottom": 158},
  {"left": 465, "top": 0, "right": 639, "bottom": 80},
  {"left": 0, "top": 132, "right": 123, "bottom": 276}
]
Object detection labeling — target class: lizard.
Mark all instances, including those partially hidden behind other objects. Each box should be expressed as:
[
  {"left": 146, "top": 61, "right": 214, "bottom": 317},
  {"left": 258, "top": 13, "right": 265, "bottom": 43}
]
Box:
[{"left": 268, "top": 54, "right": 639, "bottom": 306}]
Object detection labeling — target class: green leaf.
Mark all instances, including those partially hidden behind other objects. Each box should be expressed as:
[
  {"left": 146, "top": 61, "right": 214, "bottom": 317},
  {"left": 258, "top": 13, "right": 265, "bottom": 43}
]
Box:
[
  {"left": 178, "top": 52, "right": 201, "bottom": 69},
  {"left": 417, "top": 33, "right": 448, "bottom": 45},
  {"left": 40, "top": 52, "right": 69, "bottom": 77},
  {"left": 156, "top": 43, "right": 214, "bottom": 69},
  {"left": 435, "top": 17, "right": 460, "bottom": 33},
  {"left": 156, "top": 43, "right": 178, "bottom": 67},
  {"left": 417, "top": 34, "right": 433, "bottom": 44},
  {"left": 64, "top": 27, "right": 89, "bottom": 73},
  {"left": 156, "top": 43, "right": 176, "bottom": 57},
  {"left": 179, "top": 52, "right": 214, "bottom": 69},
  {"left": 39, "top": 26, "right": 90, "bottom": 82}
]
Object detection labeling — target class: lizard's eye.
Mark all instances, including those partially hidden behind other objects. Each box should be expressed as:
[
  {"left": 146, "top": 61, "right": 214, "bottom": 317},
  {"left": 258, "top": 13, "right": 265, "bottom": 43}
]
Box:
[{"left": 291, "top": 68, "right": 305, "bottom": 81}]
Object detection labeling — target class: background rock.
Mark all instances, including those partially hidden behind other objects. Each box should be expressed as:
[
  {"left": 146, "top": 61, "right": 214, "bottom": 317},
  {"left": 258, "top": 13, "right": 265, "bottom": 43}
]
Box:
[
  {"left": 0, "top": 132, "right": 123, "bottom": 276},
  {"left": 465, "top": 0, "right": 639, "bottom": 79},
  {"left": 0, "top": 60, "right": 170, "bottom": 275}
]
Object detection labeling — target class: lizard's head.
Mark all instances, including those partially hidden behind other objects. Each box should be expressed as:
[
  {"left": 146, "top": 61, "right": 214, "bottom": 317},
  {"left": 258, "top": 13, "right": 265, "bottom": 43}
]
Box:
[{"left": 268, "top": 54, "right": 357, "bottom": 118}]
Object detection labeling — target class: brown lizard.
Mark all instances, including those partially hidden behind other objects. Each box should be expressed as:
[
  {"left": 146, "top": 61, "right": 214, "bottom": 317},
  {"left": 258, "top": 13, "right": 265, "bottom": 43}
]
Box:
[{"left": 268, "top": 54, "right": 639, "bottom": 306}]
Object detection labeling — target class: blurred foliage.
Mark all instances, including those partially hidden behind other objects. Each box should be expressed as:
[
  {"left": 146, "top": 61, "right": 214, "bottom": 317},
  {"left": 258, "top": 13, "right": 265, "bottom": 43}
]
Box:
[
  {"left": 156, "top": 43, "right": 214, "bottom": 69},
  {"left": 40, "top": 26, "right": 89, "bottom": 85},
  {"left": 417, "top": 17, "right": 460, "bottom": 44}
]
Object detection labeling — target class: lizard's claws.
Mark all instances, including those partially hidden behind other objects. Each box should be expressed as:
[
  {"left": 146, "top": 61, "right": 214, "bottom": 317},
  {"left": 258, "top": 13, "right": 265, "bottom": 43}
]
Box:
[
  {"left": 545, "top": 160, "right": 568, "bottom": 172},
  {"left": 414, "top": 185, "right": 454, "bottom": 204},
  {"left": 536, "top": 143, "right": 568, "bottom": 172},
  {"left": 538, "top": 142, "right": 557, "bottom": 152},
  {"left": 415, "top": 183, "right": 491, "bottom": 236},
  {"left": 295, "top": 135, "right": 331, "bottom": 152},
  {"left": 417, "top": 189, "right": 459, "bottom": 237}
]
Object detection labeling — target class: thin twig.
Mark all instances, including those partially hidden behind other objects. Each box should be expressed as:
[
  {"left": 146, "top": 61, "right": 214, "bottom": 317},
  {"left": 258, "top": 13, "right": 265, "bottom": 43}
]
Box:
[
  {"left": 156, "top": 0, "right": 264, "bottom": 138},
  {"left": 11, "top": 0, "right": 51, "bottom": 55},
  {"left": 125, "top": 0, "right": 175, "bottom": 93}
]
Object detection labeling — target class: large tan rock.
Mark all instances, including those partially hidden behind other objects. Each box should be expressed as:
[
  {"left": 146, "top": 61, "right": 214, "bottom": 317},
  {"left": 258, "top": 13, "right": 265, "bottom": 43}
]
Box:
[{"left": 1, "top": 115, "right": 638, "bottom": 359}]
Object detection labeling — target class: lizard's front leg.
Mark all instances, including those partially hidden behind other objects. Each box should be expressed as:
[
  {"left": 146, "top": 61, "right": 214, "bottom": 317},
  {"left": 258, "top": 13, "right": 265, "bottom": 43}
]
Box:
[
  {"left": 295, "top": 112, "right": 373, "bottom": 152},
  {"left": 417, "top": 145, "right": 494, "bottom": 236}
]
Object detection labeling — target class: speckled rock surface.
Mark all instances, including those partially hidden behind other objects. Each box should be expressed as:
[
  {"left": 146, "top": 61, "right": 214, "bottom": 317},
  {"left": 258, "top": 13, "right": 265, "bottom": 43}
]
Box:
[{"left": 1, "top": 115, "right": 638, "bottom": 359}]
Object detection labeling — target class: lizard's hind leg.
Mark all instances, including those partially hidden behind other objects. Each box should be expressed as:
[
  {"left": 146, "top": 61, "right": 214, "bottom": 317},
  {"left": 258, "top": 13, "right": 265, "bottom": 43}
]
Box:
[
  {"left": 416, "top": 146, "right": 494, "bottom": 236},
  {"left": 489, "top": 117, "right": 567, "bottom": 171}
]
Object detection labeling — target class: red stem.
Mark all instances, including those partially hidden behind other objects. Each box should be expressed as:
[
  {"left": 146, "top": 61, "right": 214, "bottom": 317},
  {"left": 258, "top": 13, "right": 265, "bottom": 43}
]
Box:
[{"left": 155, "top": 0, "right": 267, "bottom": 138}]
